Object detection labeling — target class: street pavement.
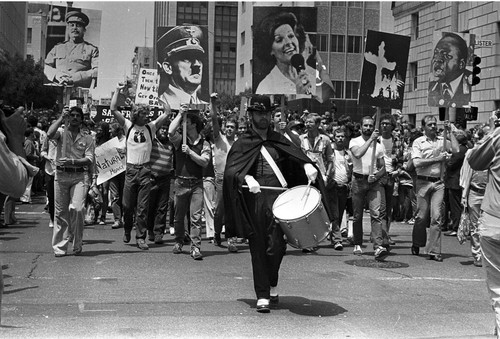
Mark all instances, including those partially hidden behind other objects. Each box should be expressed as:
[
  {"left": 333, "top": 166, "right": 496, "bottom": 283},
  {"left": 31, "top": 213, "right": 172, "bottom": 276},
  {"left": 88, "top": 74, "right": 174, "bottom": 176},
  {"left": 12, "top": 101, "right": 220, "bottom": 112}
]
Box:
[{"left": 0, "top": 193, "right": 496, "bottom": 338}]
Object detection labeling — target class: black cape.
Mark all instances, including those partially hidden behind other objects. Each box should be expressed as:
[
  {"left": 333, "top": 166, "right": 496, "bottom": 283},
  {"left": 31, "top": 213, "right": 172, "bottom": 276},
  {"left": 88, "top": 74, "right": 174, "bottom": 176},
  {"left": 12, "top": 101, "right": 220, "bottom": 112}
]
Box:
[{"left": 223, "top": 127, "right": 333, "bottom": 238}]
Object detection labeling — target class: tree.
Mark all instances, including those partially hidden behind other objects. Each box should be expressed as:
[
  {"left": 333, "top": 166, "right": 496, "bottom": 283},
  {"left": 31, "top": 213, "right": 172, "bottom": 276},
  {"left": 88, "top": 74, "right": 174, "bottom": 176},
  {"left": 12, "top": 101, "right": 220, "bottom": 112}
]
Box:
[{"left": 0, "top": 52, "right": 59, "bottom": 108}]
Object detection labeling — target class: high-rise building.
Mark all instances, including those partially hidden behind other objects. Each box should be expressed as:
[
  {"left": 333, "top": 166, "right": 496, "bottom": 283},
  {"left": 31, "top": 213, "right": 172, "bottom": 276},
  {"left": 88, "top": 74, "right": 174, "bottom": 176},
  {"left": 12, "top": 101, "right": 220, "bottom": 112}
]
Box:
[
  {"left": 392, "top": 2, "right": 499, "bottom": 125},
  {"left": 0, "top": 2, "right": 27, "bottom": 57},
  {"left": 237, "top": 1, "right": 394, "bottom": 120},
  {"left": 132, "top": 46, "right": 154, "bottom": 79},
  {"left": 26, "top": 10, "right": 48, "bottom": 63},
  {"left": 153, "top": 2, "right": 238, "bottom": 96}
]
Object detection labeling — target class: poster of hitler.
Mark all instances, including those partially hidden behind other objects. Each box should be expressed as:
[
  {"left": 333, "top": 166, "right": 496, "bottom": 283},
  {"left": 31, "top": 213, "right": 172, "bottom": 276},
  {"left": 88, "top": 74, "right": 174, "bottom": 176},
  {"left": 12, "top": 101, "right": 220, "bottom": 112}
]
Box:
[
  {"left": 428, "top": 31, "right": 475, "bottom": 108},
  {"left": 43, "top": 6, "right": 101, "bottom": 89},
  {"left": 156, "top": 25, "right": 209, "bottom": 111},
  {"left": 252, "top": 7, "right": 321, "bottom": 98},
  {"left": 358, "top": 30, "right": 410, "bottom": 109}
]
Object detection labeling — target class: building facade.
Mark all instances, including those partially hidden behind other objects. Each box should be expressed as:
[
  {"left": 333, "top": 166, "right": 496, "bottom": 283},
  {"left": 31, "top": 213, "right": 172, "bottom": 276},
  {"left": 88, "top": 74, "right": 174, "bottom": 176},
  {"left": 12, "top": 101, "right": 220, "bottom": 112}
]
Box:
[
  {"left": 393, "top": 1, "right": 499, "bottom": 125},
  {"left": 153, "top": 1, "right": 238, "bottom": 96},
  {"left": 0, "top": 2, "right": 27, "bottom": 57},
  {"left": 26, "top": 10, "right": 48, "bottom": 63}
]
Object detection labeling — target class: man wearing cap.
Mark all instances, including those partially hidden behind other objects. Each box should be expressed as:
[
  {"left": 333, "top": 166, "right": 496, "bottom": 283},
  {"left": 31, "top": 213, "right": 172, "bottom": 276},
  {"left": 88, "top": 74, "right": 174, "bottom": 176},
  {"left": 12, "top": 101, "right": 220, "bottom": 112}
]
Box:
[
  {"left": 44, "top": 11, "right": 99, "bottom": 88},
  {"left": 223, "top": 95, "right": 331, "bottom": 313},
  {"left": 157, "top": 25, "right": 208, "bottom": 110}
]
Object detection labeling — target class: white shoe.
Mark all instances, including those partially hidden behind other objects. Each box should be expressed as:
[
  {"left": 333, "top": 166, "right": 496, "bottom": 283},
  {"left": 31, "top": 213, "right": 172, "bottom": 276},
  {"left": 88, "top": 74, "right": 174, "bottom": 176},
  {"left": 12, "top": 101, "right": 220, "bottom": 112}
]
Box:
[
  {"left": 49, "top": 221, "right": 54, "bottom": 228},
  {"left": 353, "top": 245, "right": 363, "bottom": 255},
  {"left": 169, "top": 227, "right": 175, "bottom": 235}
]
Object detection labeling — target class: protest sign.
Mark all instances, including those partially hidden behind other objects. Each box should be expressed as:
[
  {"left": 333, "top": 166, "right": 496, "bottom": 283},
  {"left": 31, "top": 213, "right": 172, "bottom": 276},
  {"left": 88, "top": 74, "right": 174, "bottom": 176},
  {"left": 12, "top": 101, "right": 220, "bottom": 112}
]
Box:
[
  {"left": 91, "top": 106, "right": 164, "bottom": 123},
  {"left": 94, "top": 137, "right": 126, "bottom": 185},
  {"left": 135, "top": 68, "right": 160, "bottom": 106}
]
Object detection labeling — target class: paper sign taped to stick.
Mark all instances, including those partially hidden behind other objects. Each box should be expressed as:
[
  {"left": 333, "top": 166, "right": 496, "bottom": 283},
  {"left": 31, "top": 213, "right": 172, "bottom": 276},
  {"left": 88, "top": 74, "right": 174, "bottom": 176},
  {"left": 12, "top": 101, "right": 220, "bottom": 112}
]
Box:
[
  {"left": 94, "top": 137, "right": 126, "bottom": 185},
  {"left": 135, "top": 68, "right": 160, "bottom": 106}
]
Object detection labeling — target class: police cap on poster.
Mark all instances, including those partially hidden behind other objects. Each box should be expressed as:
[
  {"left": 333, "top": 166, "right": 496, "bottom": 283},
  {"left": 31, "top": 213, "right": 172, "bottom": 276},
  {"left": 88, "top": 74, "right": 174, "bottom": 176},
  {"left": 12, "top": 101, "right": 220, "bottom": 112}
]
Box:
[
  {"left": 65, "top": 11, "right": 90, "bottom": 27},
  {"left": 157, "top": 25, "right": 205, "bottom": 60}
]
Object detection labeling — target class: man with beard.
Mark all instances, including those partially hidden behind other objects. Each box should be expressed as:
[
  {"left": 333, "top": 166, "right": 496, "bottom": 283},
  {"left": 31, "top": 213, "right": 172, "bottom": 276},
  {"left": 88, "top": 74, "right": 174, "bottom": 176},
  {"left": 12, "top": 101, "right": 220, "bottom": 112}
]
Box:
[
  {"left": 410, "top": 115, "right": 458, "bottom": 262},
  {"left": 349, "top": 116, "right": 388, "bottom": 260},
  {"left": 44, "top": 11, "right": 98, "bottom": 88},
  {"left": 428, "top": 32, "right": 472, "bottom": 108},
  {"left": 223, "top": 95, "right": 326, "bottom": 313},
  {"left": 157, "top": 25, "right": 208, "bottom": 110},
  {"left": 147, "top": 122, "right": 174, "bottom": 244}
]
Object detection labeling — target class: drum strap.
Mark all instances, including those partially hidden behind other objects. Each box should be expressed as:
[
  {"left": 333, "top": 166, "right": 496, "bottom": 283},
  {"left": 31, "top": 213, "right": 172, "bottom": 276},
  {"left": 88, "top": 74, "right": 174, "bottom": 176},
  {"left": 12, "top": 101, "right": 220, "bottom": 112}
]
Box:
[{"left": 260, "top": 146, "right": 288, "bottom": 188}]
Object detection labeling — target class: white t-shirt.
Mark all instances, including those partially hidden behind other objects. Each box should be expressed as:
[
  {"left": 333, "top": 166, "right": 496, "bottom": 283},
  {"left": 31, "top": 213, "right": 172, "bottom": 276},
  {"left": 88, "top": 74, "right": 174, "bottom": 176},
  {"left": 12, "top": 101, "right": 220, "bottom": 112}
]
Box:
[
  {"left": 123, "top": 120, "right": 157, "bottom": 165},
  {"left": 333, "top": 149, "right": 349, "bottom": 184},
  {"left": 381, "top": 137, "right": 394, "bottom": 173},
  {"left": 349, "top": 135, "right": 385, "bottom": 175}
]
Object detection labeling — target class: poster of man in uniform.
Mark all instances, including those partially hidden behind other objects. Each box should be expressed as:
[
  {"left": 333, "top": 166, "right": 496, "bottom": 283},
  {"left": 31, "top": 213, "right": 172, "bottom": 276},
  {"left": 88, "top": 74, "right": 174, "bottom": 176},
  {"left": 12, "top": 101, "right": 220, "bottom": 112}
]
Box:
[
  {"left": 44, "top": 7, "right": 101, "bottom": 89},
  {"left": 428, "top": 31, "right": 475, "bottom": 108},
  {"left": 359, "top": 30, "right": 410, "bottom": 109},
  {"left": 156, "top": 25, "right": 209, "bottom": 110},
  {"left": 252, "top": 7, "right": 318, "bottom": 97}
]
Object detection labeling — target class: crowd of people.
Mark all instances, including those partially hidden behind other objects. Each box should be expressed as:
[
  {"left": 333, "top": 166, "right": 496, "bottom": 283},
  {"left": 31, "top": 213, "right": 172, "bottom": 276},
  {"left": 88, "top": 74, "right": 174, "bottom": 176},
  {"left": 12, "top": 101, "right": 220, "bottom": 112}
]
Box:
[{"left": 2, "top": 89, "right": 500, "bottom": 327}]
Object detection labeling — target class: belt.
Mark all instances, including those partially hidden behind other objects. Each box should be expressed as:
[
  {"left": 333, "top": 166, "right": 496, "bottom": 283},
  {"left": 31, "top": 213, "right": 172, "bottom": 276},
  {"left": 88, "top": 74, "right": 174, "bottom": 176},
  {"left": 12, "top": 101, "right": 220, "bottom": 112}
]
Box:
[
  {"left": 417, "top": 175, "right": 441, "bottom": 182},
  {"left": 353, "top": 172, "right": 370, "bottom": 180},
  {"left": 127, "top": 163, "right": 149, "bottom": 169},
  {"left": 176, "top": 176, "right": 201, "bottom": 181},
  {"left": 469, "top": 186, "right": 485, "bottom": 194},
  {"left": 56, "top": 166, "right": 85, "bottom": 173}
]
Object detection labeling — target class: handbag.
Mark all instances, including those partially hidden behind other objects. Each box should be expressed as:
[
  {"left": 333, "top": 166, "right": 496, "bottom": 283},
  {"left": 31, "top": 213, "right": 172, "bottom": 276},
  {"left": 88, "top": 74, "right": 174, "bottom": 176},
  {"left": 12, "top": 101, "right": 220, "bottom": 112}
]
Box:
[{"left": 456, "top": 207, "right": 471, "bottom": 245}]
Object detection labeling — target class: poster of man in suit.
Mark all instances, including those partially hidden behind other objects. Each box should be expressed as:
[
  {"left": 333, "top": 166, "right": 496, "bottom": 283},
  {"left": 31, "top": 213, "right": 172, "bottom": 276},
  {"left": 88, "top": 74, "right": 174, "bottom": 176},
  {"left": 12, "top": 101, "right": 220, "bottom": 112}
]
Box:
[{"left": 428, "top": 32, "right": 475, "bottom": 108}]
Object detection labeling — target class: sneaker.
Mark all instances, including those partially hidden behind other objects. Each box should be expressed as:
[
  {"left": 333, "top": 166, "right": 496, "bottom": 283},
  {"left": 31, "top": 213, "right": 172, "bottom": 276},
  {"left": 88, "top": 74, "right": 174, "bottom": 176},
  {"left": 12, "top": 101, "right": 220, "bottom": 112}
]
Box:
[
  {"left": 49, "top": 220, "right": 54, "bottom": 228},
  {"left": 154, "top": 235, "right": 164, "bottom": 244},
  {"left": 407, "top": 218, "right": 415, "bottom": 225},
  {"left": 54, "top": 253, "right": 65, "bottom": 258},
  {"left": 111, "top": 221, "right": 122, "bottom": 229},
  {"left": 256, "top": 298, "right": 270, "bottom": 313},
  {"left": 228, "top": 243, "right": 238, "bottom": 253},
  {"left": 137, "top": 239, "right": 149, "bottom": 250},
  {"left": 270, "top": 286, "right": 279, "bottom": 304},
  {"left": 123, "top": 233, "right": 131, "bottom": 243},
  {"left": 353, "top": 245, "right": 363, "bottom": 255},
  {"left": 302, "top": 247, "right": 319, "bottom": 253},
  {"left": 169, "top": 227, "right": 175, "bottom": 235},
  {"left": 444, "top": 230, "right": 457, "bottom": 236},
  {"left": 172, "top": 243, "right": 183, "bottom": 254},
  {"left": 473, "top": 259, "right": 483, "bottom": 267},
  {"left": 333, "top": 242, "right": 343, "bottom": 251},
  {"left": 191, "top": 247, "right": 203, "bottom": 260},
  {"left": 374, "top": 246, "right": 389, "bottom": 261},
  {"left": 99, "top": 220, "right": 106, "bottom": 225}
]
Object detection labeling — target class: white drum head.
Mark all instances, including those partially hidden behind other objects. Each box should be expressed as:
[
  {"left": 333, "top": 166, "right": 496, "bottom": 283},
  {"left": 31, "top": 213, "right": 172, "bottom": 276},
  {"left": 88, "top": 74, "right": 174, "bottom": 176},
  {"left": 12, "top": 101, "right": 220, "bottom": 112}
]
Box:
[{"left": 273, "top": 185, "right": 321, "bottom": 221}]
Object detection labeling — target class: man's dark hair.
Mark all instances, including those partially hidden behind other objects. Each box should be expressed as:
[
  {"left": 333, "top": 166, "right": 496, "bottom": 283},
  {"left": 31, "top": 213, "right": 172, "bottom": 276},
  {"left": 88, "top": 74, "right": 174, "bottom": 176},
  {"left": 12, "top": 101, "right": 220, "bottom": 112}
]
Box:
[
  {"left": 70, "top": 106, "right": 84, "bottom": 120},
  {"left": 226, "top": 114, "right": 239, "bottom": 129},
  {"left": 130, "top": 104, "right": 149, "bottom": 124},
  {"left": 187, "top": 112, "right": 204, "bottom": 133},
  {"left": 24, "top": 127, "right": 34, "bottom": 138},
  {"left": 27, "top": 115, "right": 39, "bottom": 128},
  {"left": 421, "top": 115, "right": 437, "bottom": 127},
  {"left": 380, "top": 113, "right": 396, "bottom": 129}
]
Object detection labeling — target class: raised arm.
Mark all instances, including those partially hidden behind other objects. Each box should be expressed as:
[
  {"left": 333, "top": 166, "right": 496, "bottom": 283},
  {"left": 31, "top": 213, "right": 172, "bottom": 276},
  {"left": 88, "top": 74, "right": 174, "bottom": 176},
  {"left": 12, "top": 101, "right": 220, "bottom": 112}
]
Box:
[
  {"left": 154, "top": 98, "right": 172, "bottom": 129},
  {"left": 210, "top": 93, "right": 221, "bottom": 139},
  {"left": 110, "top": 83, "right": 127, "bottom": 126}
]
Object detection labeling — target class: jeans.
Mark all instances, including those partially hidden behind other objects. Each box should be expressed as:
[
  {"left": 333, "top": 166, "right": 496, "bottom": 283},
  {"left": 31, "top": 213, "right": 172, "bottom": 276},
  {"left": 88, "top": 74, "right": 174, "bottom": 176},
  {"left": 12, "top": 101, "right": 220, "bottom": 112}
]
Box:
[
  {"left": 173, "top": 178, "right": 204, "bottom": 249},
  {"left": 109, "top": 171, "right": 125, "bottom": 223},
  {"left": 203, "top": 177, "right": 216, "bottom": 239},
  {"left": 147, "top": 174, "right": 171, "bottom": 237},
  {"left": 380, "top": 176, "right": 394, "bottom": 233},
  {"left": 412, "top": 178, "right": 444, "bottom": 254},
  {"left": 53, "top": 171, "right": 89, "bottom": 254},
  {"left": 468, "top": 191, "right": 483, "bottom": 262},
  {"left": 479, "top": 212, "right": 500, "bottom": 337},
  {"left": 45, "top": 173, "right": 55, "bottom": 222},
  {"left": 446, "top": 187, "right": 463, "bottom": 232},
  {"left": 123, "top": 165, "right": 152, "bottom": 240},
  {"left": 326, "top": 183, "right": 349, "bottom": 243},
  {"left": 351, "top": 177, "right": 387, "bottom": 249}
]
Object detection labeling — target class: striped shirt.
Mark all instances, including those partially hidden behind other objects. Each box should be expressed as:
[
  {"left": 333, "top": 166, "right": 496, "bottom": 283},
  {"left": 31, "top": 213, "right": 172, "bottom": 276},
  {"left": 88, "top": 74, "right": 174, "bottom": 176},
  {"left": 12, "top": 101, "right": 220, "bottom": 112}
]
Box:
[{"left": 149, "top": 138, "right": 174, "bottom": 178}]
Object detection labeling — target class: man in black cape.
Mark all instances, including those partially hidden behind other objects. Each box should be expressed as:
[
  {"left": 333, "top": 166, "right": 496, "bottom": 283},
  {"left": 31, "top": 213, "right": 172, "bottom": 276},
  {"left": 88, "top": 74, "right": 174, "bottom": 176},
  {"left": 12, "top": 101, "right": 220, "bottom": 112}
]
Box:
[{"left": 223, "top": 95, "right": 332, "bottom": 313}]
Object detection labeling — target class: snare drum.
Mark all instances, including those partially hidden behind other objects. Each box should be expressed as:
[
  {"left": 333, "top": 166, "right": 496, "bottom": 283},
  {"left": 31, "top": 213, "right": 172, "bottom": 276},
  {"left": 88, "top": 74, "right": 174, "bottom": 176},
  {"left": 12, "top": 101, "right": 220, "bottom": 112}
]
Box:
[{"left": 272, "top": 185, "right": 330, "bottom": 249}]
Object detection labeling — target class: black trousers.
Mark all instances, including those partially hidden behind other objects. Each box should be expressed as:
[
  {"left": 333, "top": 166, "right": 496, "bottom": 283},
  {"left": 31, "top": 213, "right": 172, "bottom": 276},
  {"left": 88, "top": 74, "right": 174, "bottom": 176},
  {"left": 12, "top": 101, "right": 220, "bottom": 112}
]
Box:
[{"left": 245, "top": 176, "right": 286, "bottom": 300}]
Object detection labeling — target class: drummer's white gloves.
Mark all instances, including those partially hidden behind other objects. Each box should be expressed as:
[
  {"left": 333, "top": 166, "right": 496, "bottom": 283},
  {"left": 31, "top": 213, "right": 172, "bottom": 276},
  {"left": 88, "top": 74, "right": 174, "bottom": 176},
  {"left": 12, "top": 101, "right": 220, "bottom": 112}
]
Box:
[
  {"left": 304, "top": 163, "right": 318, "bottom": 183},
  {"left": 245, "top": 175, "right": 261, "bottom": 194}
]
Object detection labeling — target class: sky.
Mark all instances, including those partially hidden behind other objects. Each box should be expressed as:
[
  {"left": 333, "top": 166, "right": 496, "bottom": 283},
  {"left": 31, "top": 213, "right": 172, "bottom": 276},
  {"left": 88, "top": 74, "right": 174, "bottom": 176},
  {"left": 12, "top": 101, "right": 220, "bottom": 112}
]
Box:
[{"left": 72, "top": 1, "right": 155, "bottom": 100}]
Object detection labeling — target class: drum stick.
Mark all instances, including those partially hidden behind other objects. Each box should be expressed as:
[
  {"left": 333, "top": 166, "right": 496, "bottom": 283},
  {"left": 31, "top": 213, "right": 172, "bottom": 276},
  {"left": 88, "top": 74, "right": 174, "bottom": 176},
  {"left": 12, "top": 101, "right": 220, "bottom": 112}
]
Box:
[{"left": 242, "top": 185, "right": 287, "bottom": 191}]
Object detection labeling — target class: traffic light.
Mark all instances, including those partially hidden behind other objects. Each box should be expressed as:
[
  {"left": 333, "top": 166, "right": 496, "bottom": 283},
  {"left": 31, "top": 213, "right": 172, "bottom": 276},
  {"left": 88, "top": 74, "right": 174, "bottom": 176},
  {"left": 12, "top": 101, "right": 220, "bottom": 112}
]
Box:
[{"left": 472, "top": 55, "right": 481, "bottom": 86}]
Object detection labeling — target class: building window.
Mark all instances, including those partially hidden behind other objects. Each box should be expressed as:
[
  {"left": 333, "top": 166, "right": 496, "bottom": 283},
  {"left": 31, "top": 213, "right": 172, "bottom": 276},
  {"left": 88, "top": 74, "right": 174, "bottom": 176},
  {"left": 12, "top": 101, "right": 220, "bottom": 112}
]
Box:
[
  {"left": 242, "top": 2, "right": 246, "bottom": 13},
  {"left": 409, "top": 62, "right": 418, "bottom": 91},
  {"left": 411, "top": 13, "right": 419, "bottom": 40},
  {"left": 348, "top": 2, "right": 363, "bottom": 8},
  {"left": 333, "top": 81, "right": 344, "bottom": 98},
  {"left": 347, "top": 36, "right": 362, "bottom": 53},
  {"left": 331, "top": 35, "right": 345, "bottom": 53},
  {"left": 177, "top": 2, "right": 209, "bottom": 25},
  {"left": 331, "top": 2, "right": 346, "bottom": 6},
  {"left": 316, "top": 34, "right": 328, "bottom": 52},
  {"left": 240, "top": 63, "right": 245, "bottom": 77},
  {"left": 27, "top": 27, "right": 32, "bottom": 44},
  {"left": 241, "top": 31, "right": 245, "bottom": 45},
  {"left": 346, "top": 81, "right": 359, "bottom": 99}
]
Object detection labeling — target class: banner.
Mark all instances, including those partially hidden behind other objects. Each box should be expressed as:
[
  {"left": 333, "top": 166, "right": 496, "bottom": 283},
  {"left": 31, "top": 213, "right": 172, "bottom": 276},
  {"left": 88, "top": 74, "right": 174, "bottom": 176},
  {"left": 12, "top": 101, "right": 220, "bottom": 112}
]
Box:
[
  {"left": 43, "top": 7, "right": 101, "bottom": 89},
  {"left": 90, "top": 106, "right": 164, "bottom": 123},
  {"left": 135, "top": 68, "right": 160, "bottom": 106},
  {"left": 428, "top": 31, "right": 475, "bottom": 108},
  {"left": 94, "top": 137, "right": 126, "bottom": 185},
  {"left": 252, "top": 7, "right": 317, "bottom": 97},
  {"left": 359, "top": 30, "right": 410, "bottom": 109},
  {"left": 156, "top": 25, "right": 209, "bottom": 110}
]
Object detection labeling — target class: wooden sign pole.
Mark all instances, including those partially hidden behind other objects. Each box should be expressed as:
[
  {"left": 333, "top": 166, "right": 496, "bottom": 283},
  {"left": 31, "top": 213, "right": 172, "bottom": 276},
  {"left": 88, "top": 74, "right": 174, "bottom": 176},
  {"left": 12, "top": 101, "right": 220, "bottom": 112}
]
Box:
[{"left": 369, "top": 107, "right": 381, "bottom": 176}]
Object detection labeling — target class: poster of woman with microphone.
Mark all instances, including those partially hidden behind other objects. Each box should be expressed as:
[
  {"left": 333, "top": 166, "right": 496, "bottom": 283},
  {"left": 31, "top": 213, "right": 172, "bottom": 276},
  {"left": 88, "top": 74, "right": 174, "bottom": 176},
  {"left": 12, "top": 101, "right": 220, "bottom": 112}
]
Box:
[{"left": 252, "top": 7, "right": 317, "bottom": 97}]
